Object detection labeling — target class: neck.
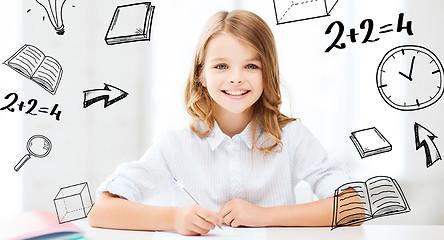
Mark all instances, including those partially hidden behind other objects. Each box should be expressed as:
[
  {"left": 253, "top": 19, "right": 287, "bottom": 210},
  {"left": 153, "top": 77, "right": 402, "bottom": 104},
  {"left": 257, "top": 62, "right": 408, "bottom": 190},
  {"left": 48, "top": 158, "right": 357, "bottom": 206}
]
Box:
[{"left": 214, "top": 106, "right": 253, "bottom": 138}]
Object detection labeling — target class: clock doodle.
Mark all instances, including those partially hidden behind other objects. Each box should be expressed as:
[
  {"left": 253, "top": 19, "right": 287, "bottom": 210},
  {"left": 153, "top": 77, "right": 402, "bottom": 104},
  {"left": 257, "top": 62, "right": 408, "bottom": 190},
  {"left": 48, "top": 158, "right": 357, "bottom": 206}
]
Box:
[{"left": 376, "top": 45, "right": 444, "bottom": 111}]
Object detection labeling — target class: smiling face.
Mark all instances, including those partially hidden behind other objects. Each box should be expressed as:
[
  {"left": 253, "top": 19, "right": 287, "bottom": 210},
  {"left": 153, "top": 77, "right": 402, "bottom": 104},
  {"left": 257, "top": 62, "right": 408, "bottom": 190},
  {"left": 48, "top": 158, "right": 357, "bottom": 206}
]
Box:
[{"left": 200, "top": 32, "right": 263, "bottom": 120}]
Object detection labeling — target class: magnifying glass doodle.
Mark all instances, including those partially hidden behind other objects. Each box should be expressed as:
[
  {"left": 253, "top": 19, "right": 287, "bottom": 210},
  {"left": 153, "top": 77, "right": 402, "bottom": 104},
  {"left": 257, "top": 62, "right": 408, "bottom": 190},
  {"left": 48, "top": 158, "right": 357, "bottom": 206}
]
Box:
[{"left": 14, "top": 135, "right": 52, "bottom": 172}]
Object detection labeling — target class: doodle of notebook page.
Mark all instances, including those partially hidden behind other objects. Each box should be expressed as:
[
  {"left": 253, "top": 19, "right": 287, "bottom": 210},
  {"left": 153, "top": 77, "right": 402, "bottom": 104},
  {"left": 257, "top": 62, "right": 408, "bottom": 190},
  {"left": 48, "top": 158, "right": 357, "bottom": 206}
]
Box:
[
  {"left": 273, "top": 0, "right": 339, "bottom": 24},
  {"left": 105, "top": 2, "right": 155, "bottom": 45}
]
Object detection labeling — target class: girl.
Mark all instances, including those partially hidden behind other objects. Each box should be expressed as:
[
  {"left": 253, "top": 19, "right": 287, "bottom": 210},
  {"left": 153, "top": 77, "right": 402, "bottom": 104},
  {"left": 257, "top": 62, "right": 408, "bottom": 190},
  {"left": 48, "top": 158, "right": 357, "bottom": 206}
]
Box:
[{"left": 88, "top": 10, "right": 360, "bottom": 235}]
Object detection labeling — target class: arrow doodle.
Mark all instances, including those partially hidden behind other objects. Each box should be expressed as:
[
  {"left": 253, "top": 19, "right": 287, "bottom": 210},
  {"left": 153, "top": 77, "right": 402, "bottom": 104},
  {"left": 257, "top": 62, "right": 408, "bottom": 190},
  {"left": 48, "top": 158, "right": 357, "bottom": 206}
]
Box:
[
  {"left": 414, "top": 122, "right": 441, "bottom": 168},
  {"left": 83, "top": 83, "right": 128, "bottom": 108}
]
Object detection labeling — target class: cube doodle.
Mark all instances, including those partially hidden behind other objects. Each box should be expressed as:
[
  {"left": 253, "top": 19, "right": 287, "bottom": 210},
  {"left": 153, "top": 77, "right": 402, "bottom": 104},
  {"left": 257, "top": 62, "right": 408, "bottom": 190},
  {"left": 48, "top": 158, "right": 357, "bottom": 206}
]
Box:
[
  {"left": 53, "top": 182, "right": 94, "bottom": 224},
  {"left": 273, "top": 0, "right": 339, "bottom": 25}
]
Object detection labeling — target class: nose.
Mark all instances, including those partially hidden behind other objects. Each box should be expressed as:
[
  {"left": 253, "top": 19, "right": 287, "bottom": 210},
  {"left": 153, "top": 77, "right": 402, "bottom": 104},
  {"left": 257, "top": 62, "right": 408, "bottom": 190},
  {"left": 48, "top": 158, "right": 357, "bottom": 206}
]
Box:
[{"left": 229, "top": 69, "right": 243, "bottom": 84}]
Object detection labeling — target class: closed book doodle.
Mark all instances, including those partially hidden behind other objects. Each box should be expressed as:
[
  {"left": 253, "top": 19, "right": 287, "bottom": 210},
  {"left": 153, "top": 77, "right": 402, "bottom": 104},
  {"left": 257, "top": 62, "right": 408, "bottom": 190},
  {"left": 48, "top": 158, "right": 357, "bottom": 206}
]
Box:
[
  {"left": 350, "top": 127, "right": 392, "bottom": 158},
  {"left": 105, "top": 2, "right": 155, "bottom": 45}
]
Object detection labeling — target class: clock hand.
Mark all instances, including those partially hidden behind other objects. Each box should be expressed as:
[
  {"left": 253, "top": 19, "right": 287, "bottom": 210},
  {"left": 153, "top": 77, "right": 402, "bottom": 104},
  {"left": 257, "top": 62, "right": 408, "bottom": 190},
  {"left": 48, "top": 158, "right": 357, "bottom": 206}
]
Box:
[
  {"left": 398, "top": 55, "right": 416, "bottom": 81},
  {"left": 398, "top": 71, "right": 413, "bottom": 81},
  {"left": 408, "top": 56, "right": 416, "bottom": 79}
]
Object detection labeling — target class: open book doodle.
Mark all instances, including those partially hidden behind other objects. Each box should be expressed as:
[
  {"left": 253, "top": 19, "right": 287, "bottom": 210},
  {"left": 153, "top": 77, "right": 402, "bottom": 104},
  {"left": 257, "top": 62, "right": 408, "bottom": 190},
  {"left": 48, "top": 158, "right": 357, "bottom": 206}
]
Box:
[
  {"left": 105, "top": 2, "right": 155, "bottom": 45},
  {"left": 272, "top": 0, "right": 340, "bottom": 25},
  {"left": 3, "top": 44, "right": 62, "bottom": 95},
  {"left": 350, "top": 127, "right": 392, "bottom": 158},
  {"left": 331, "top": 176, "right": 410, "bottom": 229}
]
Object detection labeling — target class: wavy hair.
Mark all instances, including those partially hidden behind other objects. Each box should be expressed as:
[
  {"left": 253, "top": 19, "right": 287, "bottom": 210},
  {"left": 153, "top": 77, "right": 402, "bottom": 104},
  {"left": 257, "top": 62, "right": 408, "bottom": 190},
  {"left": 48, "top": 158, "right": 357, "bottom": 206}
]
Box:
[{"left": 184, "top": 10, "right": 295, "bottom": 153}]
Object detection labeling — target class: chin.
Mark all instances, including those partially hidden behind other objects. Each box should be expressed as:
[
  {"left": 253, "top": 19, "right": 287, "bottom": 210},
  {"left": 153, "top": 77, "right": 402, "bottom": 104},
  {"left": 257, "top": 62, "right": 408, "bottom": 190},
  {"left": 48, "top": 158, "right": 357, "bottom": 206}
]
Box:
[
  {"left": 214, "top": 100, "right": 255, "bottom": 116},
  {"left": 224, "top": 106, "right": 252, "bottom": 115}
]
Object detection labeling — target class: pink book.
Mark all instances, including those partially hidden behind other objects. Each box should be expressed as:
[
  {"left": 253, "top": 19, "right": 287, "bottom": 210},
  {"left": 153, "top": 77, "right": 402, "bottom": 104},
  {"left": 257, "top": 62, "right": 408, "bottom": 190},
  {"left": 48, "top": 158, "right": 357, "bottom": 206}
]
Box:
[{"left": 3, "top": 211, "right": 84, "bottom": 240}]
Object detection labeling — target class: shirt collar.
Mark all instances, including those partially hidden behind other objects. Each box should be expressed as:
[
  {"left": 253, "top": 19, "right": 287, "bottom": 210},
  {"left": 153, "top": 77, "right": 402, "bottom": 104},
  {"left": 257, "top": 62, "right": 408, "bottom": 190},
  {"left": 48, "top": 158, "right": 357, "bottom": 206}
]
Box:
[{"left": 206, "top": 121, "right": 261, "bottom": 151}]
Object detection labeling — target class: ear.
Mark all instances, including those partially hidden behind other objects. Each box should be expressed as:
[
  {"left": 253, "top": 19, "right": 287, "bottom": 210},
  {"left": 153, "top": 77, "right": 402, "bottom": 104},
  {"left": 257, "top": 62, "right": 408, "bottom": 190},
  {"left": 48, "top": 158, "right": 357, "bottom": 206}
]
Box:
[
  {"left": 199, "top": 69, "right": 207, "bottom": 87},
  {"left": 200, "top": 78, "right": 207, "bottom": 87}
]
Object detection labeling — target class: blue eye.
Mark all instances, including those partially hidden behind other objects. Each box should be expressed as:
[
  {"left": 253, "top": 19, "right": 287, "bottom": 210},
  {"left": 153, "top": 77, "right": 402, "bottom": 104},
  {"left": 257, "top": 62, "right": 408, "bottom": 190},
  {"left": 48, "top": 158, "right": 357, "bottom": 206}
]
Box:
[
  {"left": 216, "top": 64, "right": 228, "bottom": 70},
  {"left": 246, "top": 64, "right": 258, "bottom": 69}
]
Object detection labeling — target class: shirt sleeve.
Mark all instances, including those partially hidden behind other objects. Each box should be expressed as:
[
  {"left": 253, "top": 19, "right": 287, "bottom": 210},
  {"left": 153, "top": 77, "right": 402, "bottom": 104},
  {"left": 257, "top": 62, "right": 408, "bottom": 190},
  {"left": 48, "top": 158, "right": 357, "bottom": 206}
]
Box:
[
  {"left": 288, "top": 121, "right": 352, "bottom": 199},
  {"left": 96, "top": 141, "right": 173, "bottom": 203}
]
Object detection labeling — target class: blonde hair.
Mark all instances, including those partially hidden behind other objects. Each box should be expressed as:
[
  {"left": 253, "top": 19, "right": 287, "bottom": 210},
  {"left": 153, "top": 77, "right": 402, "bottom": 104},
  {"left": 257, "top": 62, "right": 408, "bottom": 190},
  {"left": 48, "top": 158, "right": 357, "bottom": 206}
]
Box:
[{"left": 184, "top": 10, "right": 296, "bottom": 153}]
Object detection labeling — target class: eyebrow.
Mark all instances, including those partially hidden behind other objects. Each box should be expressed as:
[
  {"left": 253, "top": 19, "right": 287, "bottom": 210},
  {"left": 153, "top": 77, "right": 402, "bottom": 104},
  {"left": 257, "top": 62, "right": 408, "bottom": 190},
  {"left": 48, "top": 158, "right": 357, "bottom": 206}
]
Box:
[
  {"left": 247, "top": 57, "right": 261, "bottom": 62},
  {"left": 207, "top": 57, "right": 261, "bottom": 62}
]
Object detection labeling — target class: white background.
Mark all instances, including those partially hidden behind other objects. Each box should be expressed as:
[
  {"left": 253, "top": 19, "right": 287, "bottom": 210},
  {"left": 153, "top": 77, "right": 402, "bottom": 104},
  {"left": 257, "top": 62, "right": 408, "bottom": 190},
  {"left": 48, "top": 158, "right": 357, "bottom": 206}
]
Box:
[{"left": 1, "top": 0, "right": 443, "bottom": 224}]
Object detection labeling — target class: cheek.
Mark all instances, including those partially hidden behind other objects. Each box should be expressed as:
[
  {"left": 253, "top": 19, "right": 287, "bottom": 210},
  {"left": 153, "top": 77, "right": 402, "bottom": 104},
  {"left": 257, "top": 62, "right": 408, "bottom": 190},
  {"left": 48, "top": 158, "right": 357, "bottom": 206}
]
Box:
[
  {"left": 206, "top": 83, "right": 221, "bottom": 99},
  {"left": 254, "top": 78, "right": 264, "bottom": 100},
  {"left": 202, "top": 76, "right": 219, "bottom": 97},
  {"left": 255, "top": 76, "right": 264, "bottom": 92},
  {"left": 203, "top": 72, "right": 223, "bottom": 89}
]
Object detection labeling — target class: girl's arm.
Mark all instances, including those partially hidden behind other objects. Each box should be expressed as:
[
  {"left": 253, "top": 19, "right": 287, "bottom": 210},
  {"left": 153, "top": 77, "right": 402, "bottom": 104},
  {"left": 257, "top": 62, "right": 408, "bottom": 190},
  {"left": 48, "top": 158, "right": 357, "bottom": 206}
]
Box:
[
  {"left": 88, "top": 191, "right": 222, "bottom": 235},
  {"left": 266, "top": 196, "right": 337, "bottom": 226},
  {"left": 219, "top": 188, "right": 364, "bottom": 227}
]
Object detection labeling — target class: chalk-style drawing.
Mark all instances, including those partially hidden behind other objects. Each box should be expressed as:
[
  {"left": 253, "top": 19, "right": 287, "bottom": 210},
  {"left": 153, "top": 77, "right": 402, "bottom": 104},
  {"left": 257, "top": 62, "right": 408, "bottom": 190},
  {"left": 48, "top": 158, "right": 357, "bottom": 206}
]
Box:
[
  {"left": 54, "top": 182, "right": 94, "bottom": 224},
  {"left": 325, "top": 13, "right": 414, "bottom": 52},
  {"left": 376, "top": 45, "right": 443, "bottom": 111},
  {"left": 272, "top": 0, "right": 339, "bottom": 25},
  {"left": 0, "top": 92, "right": 62, "bottom": 121},
  {"left": 105, "top": 2, "right": 155, "bottom": 45},
  {"left": 331, "top": 176, "right": 410, "bottom": 229},
  {"left": 14, "top": 135, "right": 52, "bottom": 172},
  {"left": 414, "top": 122, "right": 441, "bottom": 168},
  {"left": 350, "top": 127, "right": 392, "bottom": 158},
  {"left": 3, "top": 44, "right": 63, "bottom": 95},
  {"left": 83, "top": 83, "right": 129, "bottom": 108},
  {"left": 35, "top": 0, "right": 67, "bottom": 35}
]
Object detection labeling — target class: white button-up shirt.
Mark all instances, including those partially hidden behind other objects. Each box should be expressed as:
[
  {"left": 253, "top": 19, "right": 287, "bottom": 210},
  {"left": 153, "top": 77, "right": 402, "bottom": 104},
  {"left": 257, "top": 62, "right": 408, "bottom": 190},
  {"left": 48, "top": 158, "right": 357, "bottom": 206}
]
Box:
[{"left": 97, "top": 120, "right": 351, "bottom": 212}]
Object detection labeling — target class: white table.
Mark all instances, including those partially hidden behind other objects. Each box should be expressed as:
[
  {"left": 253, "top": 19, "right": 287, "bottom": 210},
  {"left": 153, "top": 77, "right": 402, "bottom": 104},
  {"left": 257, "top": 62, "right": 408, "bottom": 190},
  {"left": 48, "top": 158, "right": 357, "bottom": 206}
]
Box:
[{"left": 75, "top": 221, "right": 444, "bottom": 240}]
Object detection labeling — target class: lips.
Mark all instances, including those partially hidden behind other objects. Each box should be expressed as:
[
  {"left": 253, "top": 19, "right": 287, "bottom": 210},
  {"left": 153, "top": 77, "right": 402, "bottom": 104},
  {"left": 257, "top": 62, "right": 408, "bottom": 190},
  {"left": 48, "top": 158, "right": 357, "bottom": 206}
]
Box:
[{"left": 222, "top": 90, "right": 250, "bottom": 96}]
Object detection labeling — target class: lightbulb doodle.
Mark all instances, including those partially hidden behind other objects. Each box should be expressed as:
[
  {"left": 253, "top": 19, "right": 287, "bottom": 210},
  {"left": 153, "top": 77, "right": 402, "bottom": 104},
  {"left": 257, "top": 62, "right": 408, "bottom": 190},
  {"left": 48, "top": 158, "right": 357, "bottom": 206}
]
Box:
[
  {"left": 34, "top": 0, "right": 68, "bottom": 35},
  {"left": 272, "top": 0, "right": 339, "bottom": 25},
  {"left": 376, "top": 45, "right": 443, "bottom": 111},
  {"left": 14, "top": 135, "right": 52, "bottom": 172},
  {"left": 4, "top": 44, "right": 63, "bottom": 95},
  {"left": 83, "top": 83, "right": 129, "bottom": 108},
  {"left": 414, "top": 122, "right": 441, "bottom": 168}
]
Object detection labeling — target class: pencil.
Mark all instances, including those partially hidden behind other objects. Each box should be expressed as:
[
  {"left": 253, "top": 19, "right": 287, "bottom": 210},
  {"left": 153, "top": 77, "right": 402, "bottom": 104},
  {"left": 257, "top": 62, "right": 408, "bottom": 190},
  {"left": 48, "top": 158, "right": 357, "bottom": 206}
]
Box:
[{"left": 173, "top": 178, "right": 223, "bottom": 230}]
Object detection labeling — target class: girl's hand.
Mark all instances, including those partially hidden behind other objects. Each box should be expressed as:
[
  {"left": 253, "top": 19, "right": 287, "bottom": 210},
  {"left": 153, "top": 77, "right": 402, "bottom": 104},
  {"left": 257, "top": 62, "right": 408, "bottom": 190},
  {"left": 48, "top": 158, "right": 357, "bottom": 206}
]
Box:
[
  {"left": 173, "top": 205, "right": 222, "bottom": 235},
  {"left": 219, "top": 199, "right": 267, "bottom": 227}
]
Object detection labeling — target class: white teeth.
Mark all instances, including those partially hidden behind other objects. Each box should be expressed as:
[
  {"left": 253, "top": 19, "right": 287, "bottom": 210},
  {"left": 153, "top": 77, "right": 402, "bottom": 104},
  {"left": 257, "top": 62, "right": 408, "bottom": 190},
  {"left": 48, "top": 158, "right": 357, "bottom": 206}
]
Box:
[{"left": 225, "top": 90, "right": 247, "bottom": 96}]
